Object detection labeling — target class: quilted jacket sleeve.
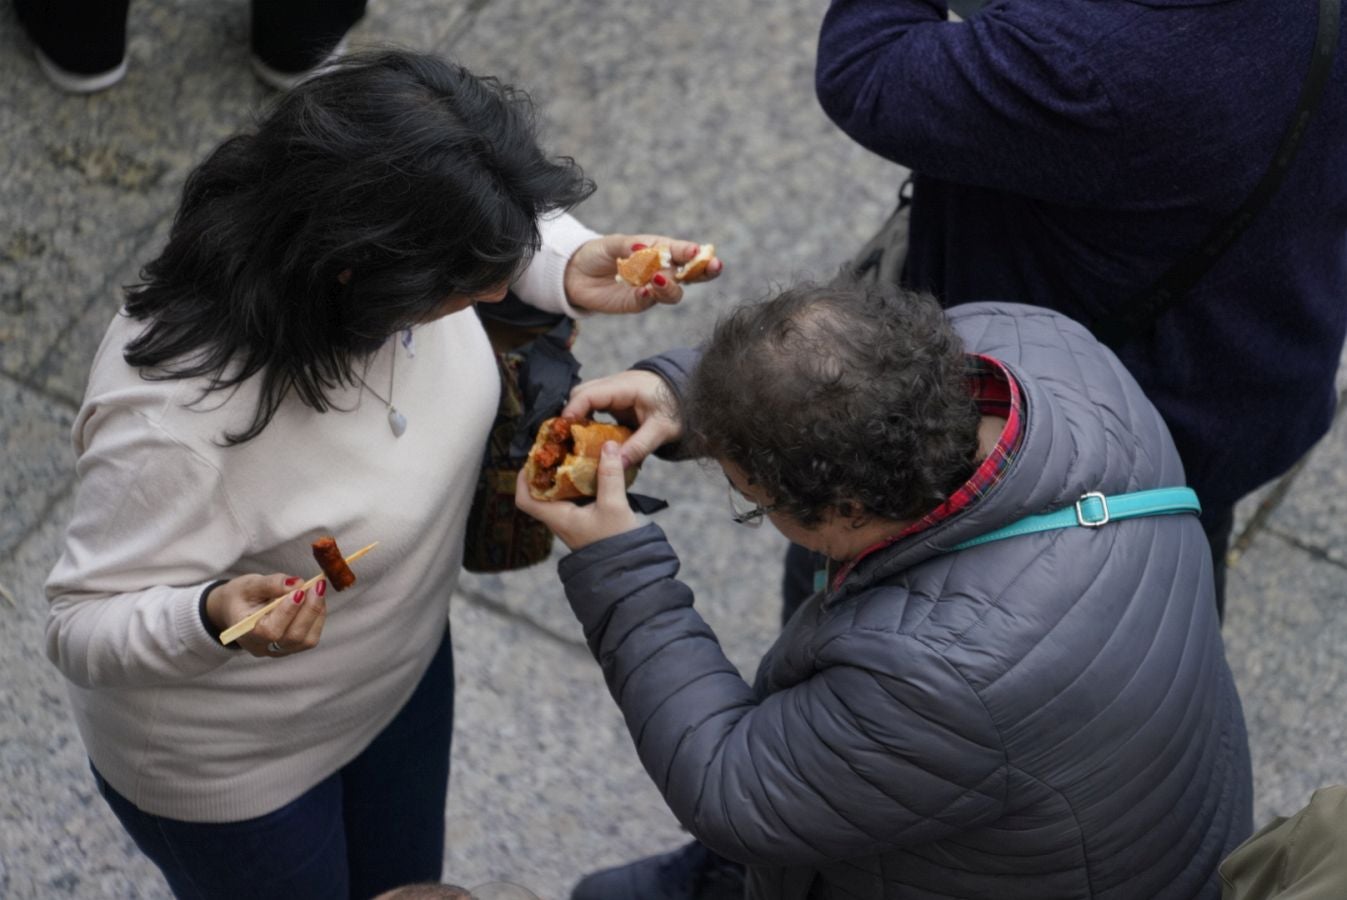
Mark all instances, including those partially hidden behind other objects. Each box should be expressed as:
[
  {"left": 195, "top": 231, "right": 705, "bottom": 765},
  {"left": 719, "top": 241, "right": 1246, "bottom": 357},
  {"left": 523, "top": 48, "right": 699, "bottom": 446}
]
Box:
[{"left": 559, "top": 523, "right": 1008, "bottom": 867}]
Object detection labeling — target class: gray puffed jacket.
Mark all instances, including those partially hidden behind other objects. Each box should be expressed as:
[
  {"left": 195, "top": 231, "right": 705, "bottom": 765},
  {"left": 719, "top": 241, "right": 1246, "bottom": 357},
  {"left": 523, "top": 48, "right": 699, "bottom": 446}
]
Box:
[{"left": 559, "top": 303, "right": 1253, "bottom": 899}]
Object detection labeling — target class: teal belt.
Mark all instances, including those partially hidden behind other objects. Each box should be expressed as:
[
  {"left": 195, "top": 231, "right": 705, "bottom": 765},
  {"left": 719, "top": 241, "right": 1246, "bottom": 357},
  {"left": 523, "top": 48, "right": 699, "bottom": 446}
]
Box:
[{"left": 949, "top": 486, "right": 1201, "bottom": 552}]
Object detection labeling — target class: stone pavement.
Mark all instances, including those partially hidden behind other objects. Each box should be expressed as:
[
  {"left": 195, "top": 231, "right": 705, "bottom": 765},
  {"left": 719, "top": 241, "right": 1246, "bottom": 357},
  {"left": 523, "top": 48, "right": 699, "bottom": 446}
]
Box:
[{"left": 2, "top": 1, "right": 1345, "bottom": 898}]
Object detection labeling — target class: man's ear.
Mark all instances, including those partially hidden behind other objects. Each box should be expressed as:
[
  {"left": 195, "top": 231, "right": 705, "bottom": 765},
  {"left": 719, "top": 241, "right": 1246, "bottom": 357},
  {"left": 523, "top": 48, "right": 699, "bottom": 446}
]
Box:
[{"left": 835, "top": 500, "right": 869, "bottom": 529}]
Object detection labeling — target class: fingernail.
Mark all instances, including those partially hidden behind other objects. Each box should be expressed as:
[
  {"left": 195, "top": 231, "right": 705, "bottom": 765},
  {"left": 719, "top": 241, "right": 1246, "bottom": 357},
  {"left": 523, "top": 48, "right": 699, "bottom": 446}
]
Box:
[
  {"left": 631, "top": 242, "right": 647, "bottom": 251},
  {"left": 639, "top": 288, "right": 651, "bottom": 299},
  {"left": 284, "top": 577, "right": 299, "bottom": 586},
  {"left": 652, "top": 274, "right": 668, "bottom": 287},
  {"left": 316, "top": 579, "right": 327, "bottom": 598},
  {"left": 293, "top": 590, "right": 304, "bottom": 604}
]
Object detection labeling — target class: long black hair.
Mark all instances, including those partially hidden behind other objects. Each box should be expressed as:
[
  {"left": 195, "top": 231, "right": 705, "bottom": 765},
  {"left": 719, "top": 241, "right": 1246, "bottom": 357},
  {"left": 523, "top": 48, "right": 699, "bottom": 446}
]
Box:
[
  {"left": 123, "top": 49, "right": 595, "bottom": 444},
  {"left": 683, "top": 278, "right": 980, "bottom": 527}
]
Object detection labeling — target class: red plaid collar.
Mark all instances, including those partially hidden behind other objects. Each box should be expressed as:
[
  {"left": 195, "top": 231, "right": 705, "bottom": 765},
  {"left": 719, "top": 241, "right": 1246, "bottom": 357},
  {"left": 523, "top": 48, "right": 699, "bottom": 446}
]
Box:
[{"left": 830, "top": 354, "right": 1024, "bottom": 590}]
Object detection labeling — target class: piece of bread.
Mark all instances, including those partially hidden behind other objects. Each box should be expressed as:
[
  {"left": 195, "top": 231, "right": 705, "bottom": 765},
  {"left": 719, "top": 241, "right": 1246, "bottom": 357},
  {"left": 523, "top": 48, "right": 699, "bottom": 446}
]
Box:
[
  {"left": 674, "top": 243, "right": 717, "bottom": 282},
  {"left": 524, "top": 417, "right": 639, "bottom": 501},
  {"left": 615, "top": 245, "right": 672, "bottom": 287}
]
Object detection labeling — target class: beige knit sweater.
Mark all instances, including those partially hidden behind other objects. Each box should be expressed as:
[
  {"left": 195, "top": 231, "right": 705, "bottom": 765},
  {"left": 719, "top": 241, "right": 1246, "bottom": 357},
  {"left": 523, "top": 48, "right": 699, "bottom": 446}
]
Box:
[{"left": 45, "top": 213, "right": 597, "bottom": 823}]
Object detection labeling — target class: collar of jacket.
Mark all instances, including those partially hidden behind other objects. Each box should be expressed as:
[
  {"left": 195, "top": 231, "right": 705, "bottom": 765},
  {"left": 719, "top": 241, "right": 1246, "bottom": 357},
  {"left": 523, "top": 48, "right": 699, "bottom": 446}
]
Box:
[{"left": 823, "top": 356, "right": 1115, "bottom": 606}]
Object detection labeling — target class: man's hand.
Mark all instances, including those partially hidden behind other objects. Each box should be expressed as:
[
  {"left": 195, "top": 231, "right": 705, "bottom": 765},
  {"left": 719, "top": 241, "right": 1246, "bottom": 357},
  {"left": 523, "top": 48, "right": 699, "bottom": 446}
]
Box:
[
  {"left": 516, "top": 441, "right": 641, "bottom": 551},
  {"left": 565, "top": 235, "right": 722, "bottom": 314},
  {"left": 563, "top": 370, "right": 682, "bottom": 467}
]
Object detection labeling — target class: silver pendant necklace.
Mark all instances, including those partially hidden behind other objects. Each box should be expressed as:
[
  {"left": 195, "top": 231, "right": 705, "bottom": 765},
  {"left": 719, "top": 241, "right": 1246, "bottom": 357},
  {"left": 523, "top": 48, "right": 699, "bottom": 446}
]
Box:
[{"left": 355, "top": 339, "right": 407, "bottom": 437}]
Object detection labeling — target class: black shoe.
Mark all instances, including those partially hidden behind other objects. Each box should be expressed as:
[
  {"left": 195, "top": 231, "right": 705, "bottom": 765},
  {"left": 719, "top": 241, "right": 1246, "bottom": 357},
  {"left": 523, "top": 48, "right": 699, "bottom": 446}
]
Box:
[
  {"left": 571, "top": 840, "right": 745, "bottom": 900},
  {"left": 14, "top": 0, "right": 129, "bottom": 93}
]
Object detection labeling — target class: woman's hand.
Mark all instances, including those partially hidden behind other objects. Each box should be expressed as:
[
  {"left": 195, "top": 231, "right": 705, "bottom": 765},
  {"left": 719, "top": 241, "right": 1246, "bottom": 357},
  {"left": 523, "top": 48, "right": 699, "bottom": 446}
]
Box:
[
  {"left": 516, "top": 441, "right": 641, "bottom": 551},
  {"left": 205, "top": 574, "right": 328, "bottom": 658},
  {"left": 564, "top": 234, "right": 722, "bottom": 315},
  {"left": 563, "top": 370, "right": 682, "bottom": 467}
]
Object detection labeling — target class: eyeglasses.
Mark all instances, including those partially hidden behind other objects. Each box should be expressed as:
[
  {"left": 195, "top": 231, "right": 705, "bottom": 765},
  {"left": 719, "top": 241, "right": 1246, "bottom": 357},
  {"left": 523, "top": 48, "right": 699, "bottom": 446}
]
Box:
[{"left": 727, "top": 482, "right": 775, "bottom": 527}]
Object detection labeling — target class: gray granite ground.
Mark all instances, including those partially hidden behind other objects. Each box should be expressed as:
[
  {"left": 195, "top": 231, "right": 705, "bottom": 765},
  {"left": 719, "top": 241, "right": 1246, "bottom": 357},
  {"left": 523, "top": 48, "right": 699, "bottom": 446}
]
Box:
[{"left": 2, "top": 1, "right": 1345, "bottom": 898}]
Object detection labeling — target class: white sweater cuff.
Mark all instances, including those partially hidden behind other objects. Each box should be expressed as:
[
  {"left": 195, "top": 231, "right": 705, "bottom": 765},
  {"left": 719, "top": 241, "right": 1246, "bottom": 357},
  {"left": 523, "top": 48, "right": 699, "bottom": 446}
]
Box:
[{"left": 512, "top": 211, "right": 601, "bottom": 318}]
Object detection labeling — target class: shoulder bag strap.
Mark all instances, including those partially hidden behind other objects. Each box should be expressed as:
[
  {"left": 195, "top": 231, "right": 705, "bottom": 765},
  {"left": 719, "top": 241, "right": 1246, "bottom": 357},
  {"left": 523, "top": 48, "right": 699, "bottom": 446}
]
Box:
[
  {"left": 947, "top": 487, "right": 1201, "bottom": 552},
  {"left": 1096, "top": 0, "right": 1341, "bottom": 348}
]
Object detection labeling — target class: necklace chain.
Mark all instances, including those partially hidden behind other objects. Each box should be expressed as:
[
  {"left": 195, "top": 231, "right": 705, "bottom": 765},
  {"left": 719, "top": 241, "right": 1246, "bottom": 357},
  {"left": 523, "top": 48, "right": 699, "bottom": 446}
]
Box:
[
  {"left": 354, "top": 336, "right": 407, "bottom": 437},
  {"left": 355, "top": 346, "right": 396, "bottom": 407}
]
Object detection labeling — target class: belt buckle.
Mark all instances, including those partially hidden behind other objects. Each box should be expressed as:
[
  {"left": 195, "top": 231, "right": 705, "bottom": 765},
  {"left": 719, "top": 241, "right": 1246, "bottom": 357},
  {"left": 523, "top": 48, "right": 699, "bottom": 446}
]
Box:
[{"left": 1075, "top": 491, "right": 1111, "bottom": 527}]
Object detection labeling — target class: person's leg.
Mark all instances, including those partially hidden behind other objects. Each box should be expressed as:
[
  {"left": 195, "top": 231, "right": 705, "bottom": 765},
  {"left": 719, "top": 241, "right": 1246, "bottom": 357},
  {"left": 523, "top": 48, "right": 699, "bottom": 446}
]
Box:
[
  {"left": 1201, "top": 503, "right": 1235, "bottom": 622},
  {"left": 250, "top": 0, "right": 367, "bottom": 76},
  {"left": 569, "top": 840, "right": 744, "bottom": 900},
  {"left": 14, "top": 0, "right": 130, "bottom": 88},
  {"left": 341, "top": 627, "right": 455, "bottom": 900},
  {"left": 91, "top": 764, "right": 350, "bottom": 900}
]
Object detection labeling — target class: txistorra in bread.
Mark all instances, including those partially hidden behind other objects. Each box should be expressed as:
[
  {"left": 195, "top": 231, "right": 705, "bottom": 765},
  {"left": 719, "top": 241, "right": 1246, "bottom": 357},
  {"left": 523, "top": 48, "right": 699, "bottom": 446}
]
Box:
[{"left": 524, "top": 417, "right": 639, "bottom": 501}]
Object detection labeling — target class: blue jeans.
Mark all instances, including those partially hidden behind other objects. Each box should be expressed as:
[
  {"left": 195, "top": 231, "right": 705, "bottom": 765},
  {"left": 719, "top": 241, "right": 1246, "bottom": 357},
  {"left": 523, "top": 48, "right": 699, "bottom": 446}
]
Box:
[{"left": 92, "top": 627, "right": 454, "bottom": 900}]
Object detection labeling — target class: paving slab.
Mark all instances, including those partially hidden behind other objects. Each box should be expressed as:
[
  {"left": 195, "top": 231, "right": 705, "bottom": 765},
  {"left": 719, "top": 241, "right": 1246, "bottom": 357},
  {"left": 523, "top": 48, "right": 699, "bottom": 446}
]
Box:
[
  {"left": 25, "top": 254, "right": 157, "bottom": 407},
  {"left": 0, "top": 377, "right": 77, "bottom": 559},
  {"left": 1223, "top": 528, "right": 1347, "bottom": 826},
  {"left": 1264, "top": 391, "right": 1347, "bottom": 566},
  {"left": 447, "top": 0, "right": 901, "bottom": 365},
  {"left": 0, "top": 1, "right": 262, "bottom": 382},
  {"left": 444, "top": 596, "right": 688, "bottom": 895},
  {"left": 0, "top": 492, "right": 172, "bottom": 900}
]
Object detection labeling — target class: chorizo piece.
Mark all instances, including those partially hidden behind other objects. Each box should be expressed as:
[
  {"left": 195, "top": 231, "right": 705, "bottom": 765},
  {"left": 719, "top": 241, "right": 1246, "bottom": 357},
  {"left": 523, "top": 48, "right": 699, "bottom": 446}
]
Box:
[{"left": 311, "top": 536, "right": 356, "bottom": 591}]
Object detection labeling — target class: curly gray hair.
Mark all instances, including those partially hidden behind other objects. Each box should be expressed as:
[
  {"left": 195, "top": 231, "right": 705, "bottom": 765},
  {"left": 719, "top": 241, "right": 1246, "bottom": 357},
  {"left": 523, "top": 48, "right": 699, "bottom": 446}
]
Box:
[{"left": 683, "top": 278, "right": 980, "bottom": 527}]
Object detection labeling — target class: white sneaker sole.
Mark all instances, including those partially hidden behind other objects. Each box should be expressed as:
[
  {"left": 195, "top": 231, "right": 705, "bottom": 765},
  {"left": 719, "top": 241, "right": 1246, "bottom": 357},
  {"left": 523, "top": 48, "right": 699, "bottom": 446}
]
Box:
[
  {"left": 34, "top": 47, "right": 127, "bottom": 94},
  {"left": 250, "top": 35, "right": 350, "bottom": 91}
]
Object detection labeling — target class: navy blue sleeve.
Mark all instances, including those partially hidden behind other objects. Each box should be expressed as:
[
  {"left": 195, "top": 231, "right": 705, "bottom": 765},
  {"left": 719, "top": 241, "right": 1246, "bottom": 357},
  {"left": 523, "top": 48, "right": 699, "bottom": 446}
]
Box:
[
  {"left": 631, "top": 348, "right": 699, "bottom": 399},
  {"left": 816, "top": 0, "right": 1121, "bottom": 204},
  {"left": 632, "top": 348, "right": 701, "bottom": 460}
]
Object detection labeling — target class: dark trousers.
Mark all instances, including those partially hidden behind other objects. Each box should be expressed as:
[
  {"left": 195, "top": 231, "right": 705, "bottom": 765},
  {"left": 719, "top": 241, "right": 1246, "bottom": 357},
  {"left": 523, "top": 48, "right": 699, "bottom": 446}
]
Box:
[
  {"left": 92, "top": 628, "right": 455, "bottom": 900},
  {"left": 781, "top": 503, "right": 1236, "bottom": 625},
  {"left": 14, "top": 0, "right": 366, "bottom": 75}
]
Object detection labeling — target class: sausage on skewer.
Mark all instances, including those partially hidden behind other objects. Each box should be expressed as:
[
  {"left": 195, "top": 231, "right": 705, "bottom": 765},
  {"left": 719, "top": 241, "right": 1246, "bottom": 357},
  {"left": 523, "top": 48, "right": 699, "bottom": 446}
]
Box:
[{"left": 312, "top": 536, "right": 357, "bottom": 591}]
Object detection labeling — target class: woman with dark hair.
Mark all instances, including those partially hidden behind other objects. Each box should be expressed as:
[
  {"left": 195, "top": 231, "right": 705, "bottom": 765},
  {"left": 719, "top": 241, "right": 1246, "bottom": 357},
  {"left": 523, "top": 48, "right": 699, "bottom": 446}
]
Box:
[
  {"left": 43, "top": 49, "right": 718, "bottom": 900},
  {"left": 519, "top": 280, "right": 1253, "bottom": 899}
]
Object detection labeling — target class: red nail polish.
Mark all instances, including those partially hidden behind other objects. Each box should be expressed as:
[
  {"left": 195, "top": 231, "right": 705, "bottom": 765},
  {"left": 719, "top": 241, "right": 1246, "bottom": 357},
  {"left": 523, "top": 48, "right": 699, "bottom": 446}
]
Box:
[
  {"left": 653, "top": 274, "right": 668, "bottom": 287},
  {"left": 316, "top": 579, "right": 327, "bottom": 598},
  {"left": 639, "top": 288, "right": 651, "bottom": 299},
  {"left": 284, "top": 577, "right": 299, "bottom": 586},
  {"left": 293, "top": 590, "right": 304, "bottom": 604},
  {"left": 631, "top": 242, "right": 647, "bottom": 251}
]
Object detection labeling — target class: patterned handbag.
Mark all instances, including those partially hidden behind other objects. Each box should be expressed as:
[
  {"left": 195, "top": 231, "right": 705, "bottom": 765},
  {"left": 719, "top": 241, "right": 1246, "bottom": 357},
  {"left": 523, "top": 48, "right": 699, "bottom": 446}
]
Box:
[{"left": 463, "top": 296, "right": 581, "bottom": 573}]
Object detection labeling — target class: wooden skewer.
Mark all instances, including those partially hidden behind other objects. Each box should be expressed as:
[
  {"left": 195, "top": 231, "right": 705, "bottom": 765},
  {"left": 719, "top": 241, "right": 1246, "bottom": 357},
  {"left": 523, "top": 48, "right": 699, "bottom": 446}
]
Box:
[{"left": 218, "top": 542, "right": 379, "bottom": 645}]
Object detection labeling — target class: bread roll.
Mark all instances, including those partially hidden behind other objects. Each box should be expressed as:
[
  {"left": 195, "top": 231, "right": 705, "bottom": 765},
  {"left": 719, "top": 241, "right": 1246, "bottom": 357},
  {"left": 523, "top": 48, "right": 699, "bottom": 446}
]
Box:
[
  {"left": 524, "top": 417, "right": 639, "bottom": 501},
  {"left": 674, "top": 243, "right": 717, "bottom": 282},
  {"left": 615, "top": 245, "right": 671, "bottom": 287}
]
